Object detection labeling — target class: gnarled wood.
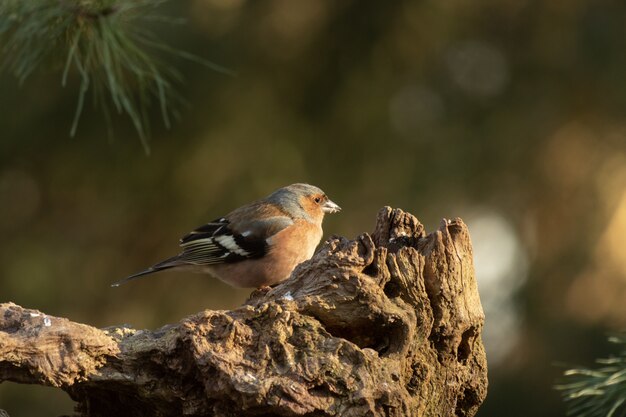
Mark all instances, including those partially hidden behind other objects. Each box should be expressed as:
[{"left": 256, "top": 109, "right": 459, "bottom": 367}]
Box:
[{"left": 0, "top": 207, "right": 487, "bottom": 417}]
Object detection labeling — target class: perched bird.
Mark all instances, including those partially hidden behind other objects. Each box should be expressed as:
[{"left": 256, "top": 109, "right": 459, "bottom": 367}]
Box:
[{"left": 113, "top": 183, "right": 340, "bottom": 288}]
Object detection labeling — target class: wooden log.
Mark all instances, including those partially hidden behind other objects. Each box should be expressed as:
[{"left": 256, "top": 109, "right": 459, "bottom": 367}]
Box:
[{"left": 0, "top": 207, "right": 487, "bottom": 417}]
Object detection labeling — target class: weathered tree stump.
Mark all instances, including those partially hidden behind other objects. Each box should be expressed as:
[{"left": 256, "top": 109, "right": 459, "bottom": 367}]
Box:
[{"left": 0, "top": 207, "right": 487, "bottom": 417}]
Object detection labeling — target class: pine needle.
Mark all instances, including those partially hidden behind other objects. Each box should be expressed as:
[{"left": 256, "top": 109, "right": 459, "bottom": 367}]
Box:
[
  {"left": 556, "top": 334, "right": 626, "bottom": 417},
  {"left": 0, "top": 0, "right": 231, "bottom": 151}
]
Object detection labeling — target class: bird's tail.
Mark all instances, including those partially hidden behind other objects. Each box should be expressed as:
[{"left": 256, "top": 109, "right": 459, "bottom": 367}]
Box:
[{"left": 111, "top": 256, "right": 181, "bottom": 287}]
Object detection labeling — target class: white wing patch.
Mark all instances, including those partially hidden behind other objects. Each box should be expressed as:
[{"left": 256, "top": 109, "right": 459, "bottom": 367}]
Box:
[{"left": 215, "top": 235, "right": 249, "bottom": 256}]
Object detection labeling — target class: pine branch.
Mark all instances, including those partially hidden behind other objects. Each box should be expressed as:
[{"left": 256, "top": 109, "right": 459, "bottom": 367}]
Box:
[
  {"left": 556, "top": 334, "right": 626, "bottom": 417},
  {"left": 0, "top": 0, "right": 232, "bottom": 151}
]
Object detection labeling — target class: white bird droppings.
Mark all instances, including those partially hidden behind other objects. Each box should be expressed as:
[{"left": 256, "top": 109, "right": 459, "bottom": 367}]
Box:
[
  {"left": 43, "top": 316, "right": 51, "bottom": 327},
  {"left": 282, "top": 291, "right": 294, "bottom": 301},
  {"left": 242, "top": 373, "right": 257, "bottom": 384},
  {"left": 29, "top": 312, "right": 40, "bottom": 317}
]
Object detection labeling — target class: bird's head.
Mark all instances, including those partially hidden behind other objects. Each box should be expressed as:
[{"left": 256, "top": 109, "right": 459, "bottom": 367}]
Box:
[{"left": 268, "top": 183, "right": 341, "bottom": 224}]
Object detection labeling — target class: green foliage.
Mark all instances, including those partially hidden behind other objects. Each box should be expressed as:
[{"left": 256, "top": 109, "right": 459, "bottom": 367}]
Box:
[
  {"left": 0, "top": 0, "right": 231, "bottom": 151},
  {"left": 556, "top": 335, "right": 626, "bottom": 417}
]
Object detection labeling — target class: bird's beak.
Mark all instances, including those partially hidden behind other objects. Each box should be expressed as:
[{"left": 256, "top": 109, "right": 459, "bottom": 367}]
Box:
[{"left": 322, "top": 199, "right": 341, "bottom": 214}]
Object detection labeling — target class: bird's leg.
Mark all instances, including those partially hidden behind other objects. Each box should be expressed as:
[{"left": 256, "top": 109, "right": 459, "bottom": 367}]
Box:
[{"left": 248, "top": 285, "right": 273, "bottom": 300}]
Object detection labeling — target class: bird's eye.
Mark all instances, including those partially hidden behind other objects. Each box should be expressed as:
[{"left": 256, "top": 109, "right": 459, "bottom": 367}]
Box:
[{"left": 314, "top": 196, "right": 321, "bottom": 203}]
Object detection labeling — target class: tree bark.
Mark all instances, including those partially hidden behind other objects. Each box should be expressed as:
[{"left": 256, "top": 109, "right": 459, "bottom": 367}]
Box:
[{"left": 0, "top": 207, "right": 488, "bottom": 417}]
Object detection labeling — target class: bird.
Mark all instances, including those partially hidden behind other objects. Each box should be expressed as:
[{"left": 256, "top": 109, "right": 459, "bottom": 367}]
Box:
[{"left": 113, "top": 183, "right": 341, "bottom": 288}]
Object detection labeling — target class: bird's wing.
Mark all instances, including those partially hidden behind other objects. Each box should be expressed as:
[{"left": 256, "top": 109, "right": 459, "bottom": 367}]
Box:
[
  {"left": 176, "top": 206, "right": 293, "bottom": 266},
  {"left": 112, "top": 203, "right": 294, "bottom": 287}
]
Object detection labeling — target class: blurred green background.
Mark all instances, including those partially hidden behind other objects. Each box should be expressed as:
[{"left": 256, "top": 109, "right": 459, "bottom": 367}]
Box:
[{"left": 2, "top": 0, "right": 626, "bottom": 416}]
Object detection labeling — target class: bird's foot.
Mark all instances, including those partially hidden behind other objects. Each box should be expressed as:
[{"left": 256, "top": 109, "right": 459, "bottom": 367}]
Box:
[{"left": 248, "top": 285, "right": 273, "bottom": 300}]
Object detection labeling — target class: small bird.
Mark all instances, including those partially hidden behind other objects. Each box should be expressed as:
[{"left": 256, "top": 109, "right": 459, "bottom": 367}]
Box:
[{"left": 113, "top": 183, "right": 340, "bottom": 288}]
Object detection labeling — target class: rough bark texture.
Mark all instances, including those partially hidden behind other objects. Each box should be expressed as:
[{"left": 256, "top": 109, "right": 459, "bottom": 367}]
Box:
[{"left": 0, "top": 207, "right": 487, "bottom": 417}]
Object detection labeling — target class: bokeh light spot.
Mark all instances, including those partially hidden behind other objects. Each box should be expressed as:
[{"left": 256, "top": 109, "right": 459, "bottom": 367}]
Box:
[
  {"left": 468, "top": 209, "right": 528, "bottom": 365},
  {"left": 446, "top": 40, "right": 509, "bottom": 97},
  {"left": 388, "top": 84, "right": 444, "bottom": 138}
]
